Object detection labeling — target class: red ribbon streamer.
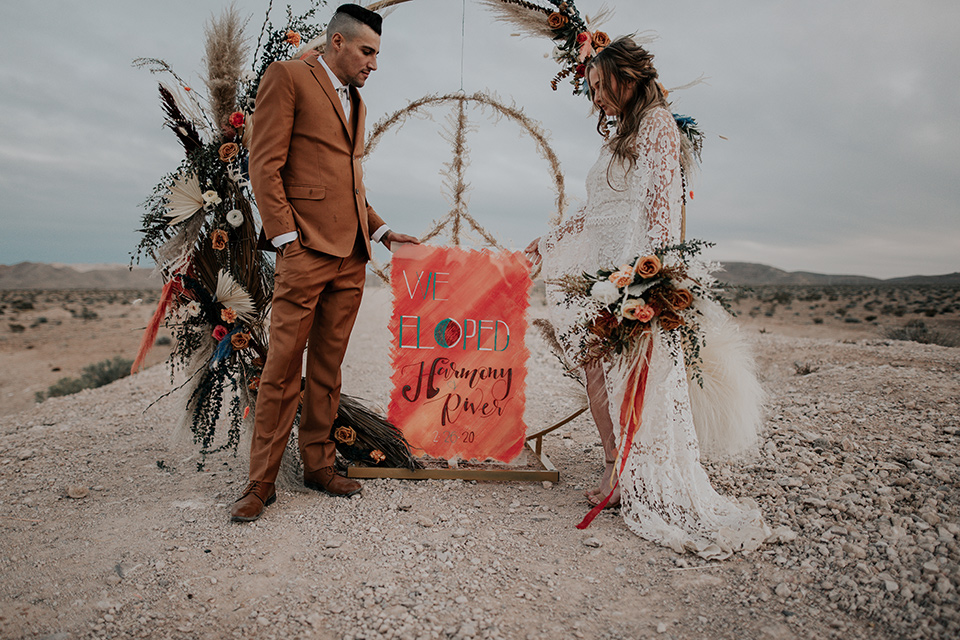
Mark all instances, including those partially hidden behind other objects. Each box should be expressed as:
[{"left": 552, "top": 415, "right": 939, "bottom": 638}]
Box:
[
  {"left": 131, "top": 278, "right": 177, "bottom": 374},
  {"left": 576, "top": 337, "right": 653, "bottom": 529}
]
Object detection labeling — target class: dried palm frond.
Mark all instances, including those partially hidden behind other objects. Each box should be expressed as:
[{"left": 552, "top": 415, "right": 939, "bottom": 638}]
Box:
[
  {"left": 158, "top": 84, "right": 203, "bottom": 154},
  {"left": 133, "top": 57, "right": 214, "bottom": 132},
  {"left": 478, "top": 0, "right": 554, "bottom": 39},
  {"left": 160, "top": 81, "right": 210, "bottom": 136},
  {"left": 163, "top": 173, "right": 204, "bottom": 226},
  {"left": 155, "top": 212, "right": 205, "bottom": 277},
  {"left": 203, "top": 5, "right": 249, "bottom": 131},
  {"left": 334, "top": 395, "right": 422, "bottom": 470},
  {"left": 214, "top": 270, "right": 256, "bottom": 323}
]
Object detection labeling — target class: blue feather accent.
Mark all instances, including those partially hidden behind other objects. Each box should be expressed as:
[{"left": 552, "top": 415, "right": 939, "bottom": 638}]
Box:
[{"left": 210, "top": 327, "right": 240, "bottom": 368}]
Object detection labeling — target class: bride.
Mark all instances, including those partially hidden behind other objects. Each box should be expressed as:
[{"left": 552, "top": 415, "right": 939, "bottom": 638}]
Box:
[{"left": 527, "top": 37, "right": 769, "bottom": 559}]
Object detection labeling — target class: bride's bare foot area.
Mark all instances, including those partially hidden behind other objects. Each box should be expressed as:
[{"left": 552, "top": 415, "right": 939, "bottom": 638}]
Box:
[{"left": 585, "top": 461, "right": 620, "bottom": 507}]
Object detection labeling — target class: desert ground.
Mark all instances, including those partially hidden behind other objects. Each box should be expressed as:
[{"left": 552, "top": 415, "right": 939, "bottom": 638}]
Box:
[{"left": 1, "top": 283, "right": 959, "bottom": 639}]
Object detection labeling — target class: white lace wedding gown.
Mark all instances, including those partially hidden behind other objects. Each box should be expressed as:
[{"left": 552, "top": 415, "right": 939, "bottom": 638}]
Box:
[{"left": 541, "top": 107, "right": 769, "bottom": 559}]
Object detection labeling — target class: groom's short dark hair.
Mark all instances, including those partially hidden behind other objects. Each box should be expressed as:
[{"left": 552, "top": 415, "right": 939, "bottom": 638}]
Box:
[{"left": 334, "top": 3, "right": 382, "bottom": 35}]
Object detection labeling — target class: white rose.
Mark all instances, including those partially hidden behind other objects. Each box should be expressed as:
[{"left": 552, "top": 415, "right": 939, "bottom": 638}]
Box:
[
  {"left": 590, "top": 280, "right": 620, "bottom": 305},
  {"left": 226, "top": 209, "right": 244, "bottom": 227},
  {"left": 185, "top": 301, "right": 201, "bottom": 317},
  {"left": 202, "top": 190, "right": 222, "bottom": 208}
]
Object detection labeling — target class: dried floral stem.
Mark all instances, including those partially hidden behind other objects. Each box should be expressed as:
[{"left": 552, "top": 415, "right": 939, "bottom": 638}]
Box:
[{"left": 251, "top": 0, "right": 275, "bottom": 70}]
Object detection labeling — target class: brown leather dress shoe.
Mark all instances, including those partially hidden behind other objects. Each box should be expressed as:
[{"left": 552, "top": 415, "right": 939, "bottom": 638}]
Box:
[
  {"left": 304, "top": 466, "right": 361, "bottom": 497},
  {"left": 230, "top": 481, "right": 276, "bottom": 522}
]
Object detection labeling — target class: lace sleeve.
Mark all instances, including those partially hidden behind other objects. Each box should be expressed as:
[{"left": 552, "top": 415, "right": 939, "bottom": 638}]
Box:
[{"left": 638, "top": 109, "right": 683, "bottom": 249}]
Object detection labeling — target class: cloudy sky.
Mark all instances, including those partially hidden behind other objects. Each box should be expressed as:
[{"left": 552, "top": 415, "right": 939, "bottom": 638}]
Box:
[{"left": 1, "top": 0, "right": 957, "bottom": 278}]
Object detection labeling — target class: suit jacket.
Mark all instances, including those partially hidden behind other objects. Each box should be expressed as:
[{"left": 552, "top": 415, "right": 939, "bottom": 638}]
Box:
[{"left": 250, "top": 56, "right": 385, "bottom": 259}]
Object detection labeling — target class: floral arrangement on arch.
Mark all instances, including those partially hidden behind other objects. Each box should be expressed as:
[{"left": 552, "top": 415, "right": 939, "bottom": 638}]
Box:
[
  {"left": 480, "top": 0, "right": 611, "bottom": 95},
  {"left": 481, "top": 0, "right": 707, "bottom": 177},
  {"left": 549, "top": 239, "right": 720, "bottom": 383},
  {"left": 130, "top": 1, "right": 417, "bottom": 470}
]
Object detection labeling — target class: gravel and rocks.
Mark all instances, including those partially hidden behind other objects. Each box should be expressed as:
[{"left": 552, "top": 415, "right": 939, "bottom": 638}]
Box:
[{"left": 1, "top": 289, "right": 957, "bottom": 639}]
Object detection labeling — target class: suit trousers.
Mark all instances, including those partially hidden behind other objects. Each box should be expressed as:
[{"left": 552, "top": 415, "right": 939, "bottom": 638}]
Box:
[{"left": 248, "top": 234, "right": 366, "bottom": 483}]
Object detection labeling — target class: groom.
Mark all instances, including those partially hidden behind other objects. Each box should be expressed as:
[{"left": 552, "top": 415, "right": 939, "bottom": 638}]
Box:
[{"left": 232, "top": 3, "right": 418, "bottom": 522}]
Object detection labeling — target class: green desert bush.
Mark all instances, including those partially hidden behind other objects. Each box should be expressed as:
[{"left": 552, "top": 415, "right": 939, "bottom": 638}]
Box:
[{"left": 36, "top": 356, "right": 134, "bottom": 402}]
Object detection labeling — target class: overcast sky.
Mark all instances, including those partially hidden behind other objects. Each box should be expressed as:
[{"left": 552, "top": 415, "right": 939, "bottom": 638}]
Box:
[{"left": 1, "top": 0, "right": 957, "bottom": 278}]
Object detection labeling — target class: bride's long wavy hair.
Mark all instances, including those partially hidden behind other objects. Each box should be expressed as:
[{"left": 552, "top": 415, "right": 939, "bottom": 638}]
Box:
[{"left": 586, "top": 37, "right": 669, "bottom": 174}]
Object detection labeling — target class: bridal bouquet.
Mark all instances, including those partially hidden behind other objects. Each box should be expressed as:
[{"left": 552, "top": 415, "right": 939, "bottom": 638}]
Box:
[{"left": 552, "top": 240, "right": 718, "bottom": 378}]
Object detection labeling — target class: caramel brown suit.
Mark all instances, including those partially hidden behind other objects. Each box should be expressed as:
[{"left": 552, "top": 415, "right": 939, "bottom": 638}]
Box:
[{"left": 247, "top": 55, "right": 384, "bottom": 483}]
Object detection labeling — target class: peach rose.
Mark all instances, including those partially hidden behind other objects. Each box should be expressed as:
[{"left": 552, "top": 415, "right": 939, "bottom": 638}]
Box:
[
  {"left": 231, "top": 332, "right": 250, "bottom": 350},
  {"left": 634, "top": 255, "right": 662, "bottom": 279},
  {"left": 285, "top": 30, "right": 301, "bottom": 47},
  {"left": 622, "top": 300, "right": 656, "bottom": 323},
  {"left": 592, "top": 31, "right": 610, "bottom": 49},
  {"left": 211, "top": 229, "right": 229, "bottom": 251},
  {"left": 334, "top": 426, "right": 356, "bottom": 446},
  {"left": 608, "top": 270, "right": 633, "bottom": 288},
  {"left": 658, "top": 310, "right": 685, "bottom": 332},
  {"left": 369, "top": 449, "right": 386, "bottom": 464},
  {"left": 547, "top": 12, "right": 568, "bottom": 29},
  {"left": 218, "top": 142, "right": 240, "bottom": 163},
  {"left": 220, "top": 307, "right": 238, "bottom": 324},
  {"left": 247, "top": 376, "right": 260, "bottom": 391}
]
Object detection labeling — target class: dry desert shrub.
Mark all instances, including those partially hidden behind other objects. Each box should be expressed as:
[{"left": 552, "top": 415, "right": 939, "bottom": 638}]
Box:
[
  {"left": 884, "top": 319, "right": 959, "bottom": 348},
  {"left": 36, "top": 356, "right": 134, "bottom": 402}
]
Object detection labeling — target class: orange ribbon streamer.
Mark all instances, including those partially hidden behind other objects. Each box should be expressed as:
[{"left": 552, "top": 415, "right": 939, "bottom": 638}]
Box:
[{"left": 576, "top": 335, "right": 653, "bottom": 529}]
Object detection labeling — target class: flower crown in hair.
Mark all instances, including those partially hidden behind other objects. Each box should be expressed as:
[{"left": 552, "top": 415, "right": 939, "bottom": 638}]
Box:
[
  {"left": 480, "top": 0, "right": 611, "bottom": 96},
  {"left": 482, "top": 0, "right": 705, "bottom": 169}
]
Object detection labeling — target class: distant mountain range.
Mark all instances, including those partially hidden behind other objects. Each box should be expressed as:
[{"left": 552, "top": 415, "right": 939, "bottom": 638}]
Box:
[
  {"left": 1, "top": 261, "right": 958, "bottom": 290},
  {"left": 719, "top": 262, "right": 960, "bottom": 286},
  {"left": 0, "top": 262, "right": 159, "bottom": 290}
]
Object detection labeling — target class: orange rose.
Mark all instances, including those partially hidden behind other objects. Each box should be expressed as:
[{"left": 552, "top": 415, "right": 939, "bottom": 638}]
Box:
[
  {"left": 634, "top": 255, "right": 662, "bottom": 279},
  {"left": 547, "top": 12, "right": 568, "bottom": 29},
  {"left": 231, "top": 332, "right": 250, "bottom": 350},
  {"left": 285, "top": 30, "right": 301, "bottom": 47},
  {"left": 622, "top": 300, "right": 656, "bottom": 323},
  {"left": 658, "top": 310, "right": 685, "bottom": 331},
  {"left": 608, "top": 270, "right": 633, "bottom": 288},
  {"left": 666, "top": 288, "right": 694, "bottom": 311},
  {"left": 211, "top": 229, "right": 229, "bottom": 251},
  {"left": 334, "top": 426, "right": 356, "bottom": 446},
  {"left": 369, "top": 449, "right": 386, "bottom": 464},
  {"left": 221, "top": 307, "right": 238, "bottom": 324},
  {"left": 592, "top": 31, "right": 610, "bottom": 49},
  {"left": 218, "top": 142, "right": 240, "bottom": 163}
]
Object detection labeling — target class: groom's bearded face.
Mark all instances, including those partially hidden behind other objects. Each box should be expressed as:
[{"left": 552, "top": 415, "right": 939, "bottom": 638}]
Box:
[{"left": 330, "top": 26, "right": 380, "bottom": 88}]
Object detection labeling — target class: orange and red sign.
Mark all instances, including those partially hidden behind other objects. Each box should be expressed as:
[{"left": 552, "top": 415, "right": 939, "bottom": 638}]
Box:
[{"left": 388, "top": 244, "right": 531, "bottom": 463}]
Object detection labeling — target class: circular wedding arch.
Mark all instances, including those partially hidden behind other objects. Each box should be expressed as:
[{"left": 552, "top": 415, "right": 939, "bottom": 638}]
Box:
[{"left": 362, "top": 91, "right": 568, "bottom": 282}]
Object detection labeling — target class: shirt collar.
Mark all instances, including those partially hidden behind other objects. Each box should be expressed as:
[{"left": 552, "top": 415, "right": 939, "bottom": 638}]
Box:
[{"left": 317, "top": 54, "right": 346, "bottom": 93}]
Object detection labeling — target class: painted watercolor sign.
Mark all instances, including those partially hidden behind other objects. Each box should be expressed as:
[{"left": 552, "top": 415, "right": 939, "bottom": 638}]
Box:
[{"left": 388, "top": 244, "right": 531, "bottom": 463}]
